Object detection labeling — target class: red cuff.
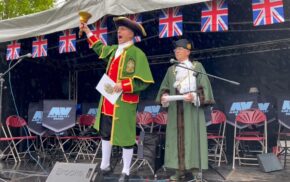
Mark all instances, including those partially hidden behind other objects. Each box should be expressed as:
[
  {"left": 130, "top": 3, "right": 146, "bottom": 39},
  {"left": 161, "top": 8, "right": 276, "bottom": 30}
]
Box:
[
  {"left": 121, "top": 93, "right": 139, "bottom": 103},
  {"left": 87, "top": 35, "right": 99, "bottom": 47},
  {"left": 121, "top": 79, "right": 133, "bottom": 93}
]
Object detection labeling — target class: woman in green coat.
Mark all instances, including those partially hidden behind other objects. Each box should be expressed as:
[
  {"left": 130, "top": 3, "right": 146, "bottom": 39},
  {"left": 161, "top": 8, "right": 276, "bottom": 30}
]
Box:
[{"left": 156, "top": 39, "right": 214, "bottom": 181}]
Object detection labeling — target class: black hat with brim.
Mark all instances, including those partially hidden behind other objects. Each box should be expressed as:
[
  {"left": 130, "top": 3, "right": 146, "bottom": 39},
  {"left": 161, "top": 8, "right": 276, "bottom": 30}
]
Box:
[
  {"left": 174, "top": 39, "right": 193, "bottom": 50},
  {"left": 113, "top": 16, "right": 147, "bottom": 37}
]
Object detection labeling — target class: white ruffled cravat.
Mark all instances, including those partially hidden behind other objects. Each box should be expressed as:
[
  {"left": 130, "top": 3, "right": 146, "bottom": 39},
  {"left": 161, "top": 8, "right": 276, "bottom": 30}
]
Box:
[
  {"left": 115, "top": 40, "right": 133, "bottom": 58},
  {"left": 173, "top": 59, "right": 197, "bottom": 93}
]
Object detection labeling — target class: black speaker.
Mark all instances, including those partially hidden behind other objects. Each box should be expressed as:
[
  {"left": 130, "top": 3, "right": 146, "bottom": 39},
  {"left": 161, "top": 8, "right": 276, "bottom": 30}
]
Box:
[
  {"left": 257, "top": 153, "right": 283, "bottom": 173},
  {"left": 142, "top": 133, "right": 165, "bottom": 173}
]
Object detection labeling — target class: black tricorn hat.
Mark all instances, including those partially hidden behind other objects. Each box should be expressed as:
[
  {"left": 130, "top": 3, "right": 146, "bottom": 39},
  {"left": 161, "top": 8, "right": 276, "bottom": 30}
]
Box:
[
  {"left": 113, "top": 16, "right": 147, "bottom": 37},
  {"left": 174, "top": 39, "right": 193, "bottom": 50}
]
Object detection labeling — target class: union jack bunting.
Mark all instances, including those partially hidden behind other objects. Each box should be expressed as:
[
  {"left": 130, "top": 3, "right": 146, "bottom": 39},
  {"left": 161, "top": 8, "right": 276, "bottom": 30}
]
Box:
[
  {"left": 252, "top": 0, "right": 284, "bottom": 26},
  {"left": 32, "top": 36, "right": 48, "bottom": 58},
  {"left": 90, "top": 17, "right": 108, "bottom": 46},
  {"left": 59, "top": 29, "right": 76, "bottom": 53},
  {"left": 159, "top": 7, "right": 183, "bottom": 38},
  {"left": 127, "top": 14, "right": 142, "bottom": 42},
  {"left": 6, "top": 40, "right": 21, "bottom": 61},
  {"left": 201, "top": 0, "right": 228, "bottom": 32}
]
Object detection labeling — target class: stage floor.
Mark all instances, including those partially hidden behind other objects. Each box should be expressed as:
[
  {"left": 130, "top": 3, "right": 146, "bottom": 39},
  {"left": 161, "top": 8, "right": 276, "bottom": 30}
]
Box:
[{"left": 0, "top": 156, "right": 290, "bottom": 182}]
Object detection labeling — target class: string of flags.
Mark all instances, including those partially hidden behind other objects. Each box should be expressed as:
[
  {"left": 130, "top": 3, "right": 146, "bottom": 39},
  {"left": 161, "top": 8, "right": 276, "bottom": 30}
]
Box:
[
  {"left": 32, "top": 36, "right": 48, "bottom": 57},
  {"left": 5, "top": 0, "right": 286, "bottom": 61},
  {"left": 90, "top": 17, "right": 108, "bottom": 46},
  {"left": 201, "top": 0, "right": 228, "bottom": 32},
  {"left": 59, "top": 29, "right": 76, "bottom": 53},
  {"left": 159, "top": 7, "right": 183, "bottom": 38}
]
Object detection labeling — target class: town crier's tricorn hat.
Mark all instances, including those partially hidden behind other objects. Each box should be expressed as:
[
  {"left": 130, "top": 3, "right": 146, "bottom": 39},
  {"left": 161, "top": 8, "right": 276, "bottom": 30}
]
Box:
[
  {"left": 174, "top": 39, "right": 193, "bottom": 50},
  {"left": 113, "top": 16, "right": 147, "bottom": 37}
]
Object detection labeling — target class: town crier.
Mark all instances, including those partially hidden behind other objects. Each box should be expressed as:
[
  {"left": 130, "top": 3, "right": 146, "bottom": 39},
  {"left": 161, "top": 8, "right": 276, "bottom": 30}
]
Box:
[{"left": 80, "top": 16, "right": 154, "bottom": 181}]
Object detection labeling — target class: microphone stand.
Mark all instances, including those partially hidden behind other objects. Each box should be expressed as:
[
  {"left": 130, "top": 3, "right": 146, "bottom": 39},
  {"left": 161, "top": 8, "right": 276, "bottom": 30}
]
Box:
[
  {"left": 0, "top": 57, "right": 27, "bottom": 180},
  {"left": 173, "top": 63, "right": 239, "bottom": 182}
]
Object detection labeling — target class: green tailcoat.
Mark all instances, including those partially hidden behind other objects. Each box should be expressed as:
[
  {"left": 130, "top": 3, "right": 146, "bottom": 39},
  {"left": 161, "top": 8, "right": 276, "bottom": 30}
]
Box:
[
  {"left": 156, "top": 61, "right": 214, "bottom": 170},
  {"left": 92, "top": 40, "right": 154, "bottom": 146}
]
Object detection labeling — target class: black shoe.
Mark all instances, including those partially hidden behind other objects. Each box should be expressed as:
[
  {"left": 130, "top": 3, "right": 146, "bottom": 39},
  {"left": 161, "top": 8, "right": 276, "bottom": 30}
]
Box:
[
  {"left": 118, "top": 173, "right": 129, "bottom": 182},
  {"left": 100, "top": 166, "right": 112, "bottom": 175},
  {"left": 80, "top": 127, "right": 98, "bottom": 136}
]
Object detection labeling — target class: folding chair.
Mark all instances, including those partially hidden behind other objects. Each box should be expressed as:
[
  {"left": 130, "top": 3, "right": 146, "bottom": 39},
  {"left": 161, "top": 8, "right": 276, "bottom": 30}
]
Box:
[
  {"left": 0, "top": 122, "right": 18, "bottom": 162},
  {"left": 74, "top": 114, "right": 101, "bottom": 163},
  {"left": 136, "top": 111, "right": 154, "bottom": 133},
  {"left": 232, "top": 109, "right": 267, "bottom": 169},
  {"left": 130, "top": 112, "right": 155, "bottom": 175},
  {"left": 153, "top": 111, "right": 167, "bottom": 173},
  {"left": 275, "top": 122, "right": 290, "bottom": 168},
  {"left": 154, "top": 111, "right": 167, "bottom": 134},
  {"left": 207, "top": 110, "right": 228, "bottom": 166},
  {"left": 4, "top": 115, "right": 37, "bottom": 161},
  {"left": 39, "top": 126, "right": 77, "bottom": 162}
]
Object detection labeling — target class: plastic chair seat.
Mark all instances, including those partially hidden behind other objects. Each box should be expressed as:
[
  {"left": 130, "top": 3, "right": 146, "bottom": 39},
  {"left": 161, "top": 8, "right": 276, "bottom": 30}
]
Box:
[
  {"left": 235, "top": 136, "right": 265, "bottom": 141},
  {"left": 0, "top": 137, "right": 15, "bottom": 141},
  {"left": 207, "top": 135, "right": 224, "bottom": 139},
  {"left": 239, "top": 131, "right": 262, "bottom": 136},
  {"left": 278, "top": 132, "right": 290, "bottom": 137},
  {"left": 76, "top": 136, "right": 101, "bottom": 140},
  {"left": 11, "top": 136, "right": 37, "bottom": 140}
]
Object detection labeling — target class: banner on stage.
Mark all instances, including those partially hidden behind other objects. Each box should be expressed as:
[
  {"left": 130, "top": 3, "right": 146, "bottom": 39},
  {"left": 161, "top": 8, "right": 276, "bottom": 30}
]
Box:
[
  {"left": 96, "top": 74, "right": 122, "bottom": 104},
  {"left": 42, "top": 100, "right": 76, "bottom": 133}
]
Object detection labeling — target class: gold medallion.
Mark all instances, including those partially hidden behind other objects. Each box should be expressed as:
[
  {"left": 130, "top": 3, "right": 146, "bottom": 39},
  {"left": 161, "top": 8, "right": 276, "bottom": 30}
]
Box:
[
  {"left": 186, "top": 43, "right": 192, "bottom": 50},
  {"left": 104, "top": 84, "right": 114, "bottom": 95},
  {"left": 126, "top": 59, "right": 135, "bottom": 73}
]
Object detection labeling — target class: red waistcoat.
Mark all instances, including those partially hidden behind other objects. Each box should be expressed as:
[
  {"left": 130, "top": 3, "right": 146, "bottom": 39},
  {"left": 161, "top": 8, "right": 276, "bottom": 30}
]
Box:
[{"left": 101, "top": 55, "right": 121, "bottom": 116}]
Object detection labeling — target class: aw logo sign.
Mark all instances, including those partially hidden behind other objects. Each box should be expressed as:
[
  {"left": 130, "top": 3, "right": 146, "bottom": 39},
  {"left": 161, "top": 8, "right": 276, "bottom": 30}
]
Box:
[
  {"left": 43, "top": 100, "right": 76, "bottom": 132},
  {"left": 144, "top": 105, "right": 161, "bottom": 116},
  {"left": 48, "top": 107, "right": 72, "bottom": 121},
  {"left": 32, "top": 111, "right": 43, "bottom": 124},
  {"left": 258, "top": 103, "right": 270, "bottom": 113},
  {"left": 87, "top": 108, "right": 97, "bottom": 116},
  {"left": 281, "top": 100, "right": 290, "bottom": 115},
  {"left": 229, "top": 102, "right": 253, "bottom": 115}
]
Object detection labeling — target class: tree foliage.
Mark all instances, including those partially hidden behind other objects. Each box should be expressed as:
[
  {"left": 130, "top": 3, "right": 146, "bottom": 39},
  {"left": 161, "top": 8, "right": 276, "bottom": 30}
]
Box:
[{"left": 0, "top": 0, "right": 55, "bottom": 20}]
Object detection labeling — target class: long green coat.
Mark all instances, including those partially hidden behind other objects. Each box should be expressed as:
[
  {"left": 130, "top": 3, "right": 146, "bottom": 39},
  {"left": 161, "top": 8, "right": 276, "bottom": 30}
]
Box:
[
  {"left": 91, "top": 40, "right": 154, "bottom": 147},
  {"left": 156, "top": 61, "right": 214, "bottom": 170}
]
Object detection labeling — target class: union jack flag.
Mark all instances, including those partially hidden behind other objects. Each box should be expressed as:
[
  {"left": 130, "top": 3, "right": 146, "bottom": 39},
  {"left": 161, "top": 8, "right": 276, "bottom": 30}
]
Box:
[
  {"left": 159, "top": 7, "right": 183, "bottom": 38},
  {"left": 90, "top": 18, "right": 108, "bottom": 46},
  {"left": 127, "top": 14, "right": 142, "bottom": 42},
  {"left": 201, "top": 0, "right": 228, "bottom": 32},
  {"left": 6, "top": 40, "right": 21, "bottom": 61},
  {"left": 59, "top": 29, "right": 76, "bottom": 53},
  {"left": 252, "top": 0, "right": 285, "bottom": 26},
  {"left": 32, "top": 36, "right": 48, "bottom": 58}
]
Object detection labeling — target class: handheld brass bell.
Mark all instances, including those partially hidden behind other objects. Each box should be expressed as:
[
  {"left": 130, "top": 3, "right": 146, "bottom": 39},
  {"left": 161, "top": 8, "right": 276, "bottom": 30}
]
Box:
[{"left": 79, "top": 11, "right": 92, "bottom": 37}]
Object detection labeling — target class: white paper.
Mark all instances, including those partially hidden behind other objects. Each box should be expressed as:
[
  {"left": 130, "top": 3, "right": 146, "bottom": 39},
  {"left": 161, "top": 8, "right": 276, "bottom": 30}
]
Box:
[
  {"left": 163, "top": 95, "right": 185, "bottom": 102},
  {"left": 96, "top": 74, "right": 122, "bottom": 104}
]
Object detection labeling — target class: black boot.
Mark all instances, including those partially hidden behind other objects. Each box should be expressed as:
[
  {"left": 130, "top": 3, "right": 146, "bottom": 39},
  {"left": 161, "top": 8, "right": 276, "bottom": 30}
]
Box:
[
  {"left": 100, "top": 166, "right": 112, "bottom": 175},
  {"left": 118, "top": 173, "right": 129, "bottom": 182}
]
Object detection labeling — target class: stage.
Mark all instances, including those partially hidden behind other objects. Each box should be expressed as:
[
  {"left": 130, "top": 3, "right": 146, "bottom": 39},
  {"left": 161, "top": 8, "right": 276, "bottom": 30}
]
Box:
[{"left": 0, "top": 155, "right": 289, "bottom": 182}]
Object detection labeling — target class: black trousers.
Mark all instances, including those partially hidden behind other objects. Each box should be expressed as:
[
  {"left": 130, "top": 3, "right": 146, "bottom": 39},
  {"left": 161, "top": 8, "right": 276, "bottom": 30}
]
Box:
[{"left": 100, "top": 114, "right": 134, "bottom": 149}]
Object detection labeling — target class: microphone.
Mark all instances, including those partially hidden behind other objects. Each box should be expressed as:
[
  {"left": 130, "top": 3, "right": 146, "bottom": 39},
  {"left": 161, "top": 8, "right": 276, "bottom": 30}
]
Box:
[
  {"left": 169, "top": 58, "right": 179, "bottom": 64},
  {"left": 18, "top": 53, "right": 32, "bottom": 59}
]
